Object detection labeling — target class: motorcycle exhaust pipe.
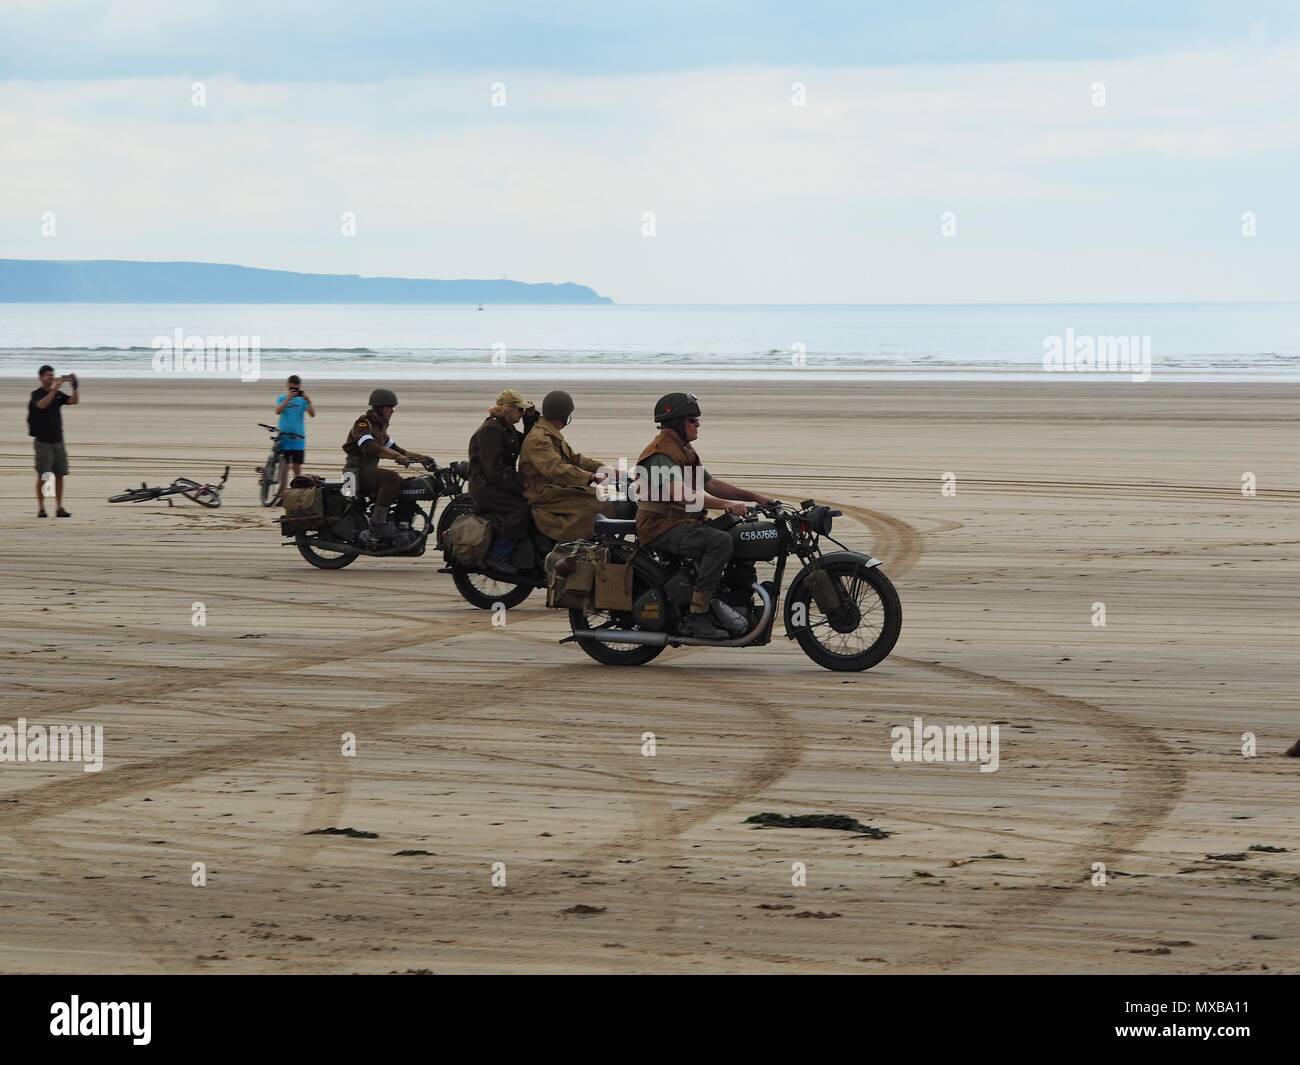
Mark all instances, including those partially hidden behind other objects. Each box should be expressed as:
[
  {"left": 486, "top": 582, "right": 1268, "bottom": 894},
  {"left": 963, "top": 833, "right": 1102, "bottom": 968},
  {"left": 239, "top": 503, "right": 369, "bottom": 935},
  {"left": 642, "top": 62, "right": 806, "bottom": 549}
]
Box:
[
  {"left": 309, "top": 534, "right": 428, "bottom": 557},
  {"left": 568, "top": 583, "right": 774, "bottom": 648}
]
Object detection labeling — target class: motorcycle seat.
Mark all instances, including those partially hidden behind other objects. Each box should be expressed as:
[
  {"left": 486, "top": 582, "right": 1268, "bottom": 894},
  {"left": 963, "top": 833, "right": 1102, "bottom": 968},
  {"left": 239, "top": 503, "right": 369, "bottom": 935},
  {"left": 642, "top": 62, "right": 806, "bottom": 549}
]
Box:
[{"left": 594, "top": 516, "right": 637, "bottom": 537}]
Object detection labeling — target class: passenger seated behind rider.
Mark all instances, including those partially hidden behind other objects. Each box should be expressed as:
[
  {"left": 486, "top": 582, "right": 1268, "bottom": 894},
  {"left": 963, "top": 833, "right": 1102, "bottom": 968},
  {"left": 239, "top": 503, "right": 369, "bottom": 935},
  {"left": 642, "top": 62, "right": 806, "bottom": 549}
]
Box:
[
  {"left": 468, "top": 388, "right": 539, "bottom": 570},
  {"left": 633, "top": 392, "right": 775, "bottom": 640},
  {"left": 519, "top": 390, "right": 616, "bottom": 543},
  {"left": 341, "top": 387, "right": 433, "bottom": 546}
]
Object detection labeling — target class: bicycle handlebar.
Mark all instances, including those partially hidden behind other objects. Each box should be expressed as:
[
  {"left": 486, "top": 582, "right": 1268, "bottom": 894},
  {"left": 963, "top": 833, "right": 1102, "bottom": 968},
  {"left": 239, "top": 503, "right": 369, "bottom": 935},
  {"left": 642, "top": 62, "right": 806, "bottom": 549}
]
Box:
[{"left": 257, "top": 423, "right": 303, "bottom": 439}]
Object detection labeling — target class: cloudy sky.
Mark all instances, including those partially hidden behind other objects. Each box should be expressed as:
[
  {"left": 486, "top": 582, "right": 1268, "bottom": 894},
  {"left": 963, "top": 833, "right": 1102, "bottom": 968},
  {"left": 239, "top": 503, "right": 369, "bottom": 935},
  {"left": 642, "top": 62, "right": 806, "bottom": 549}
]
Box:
[{"left": 2, "top": 0, "right": 1298, "bottom": 302}]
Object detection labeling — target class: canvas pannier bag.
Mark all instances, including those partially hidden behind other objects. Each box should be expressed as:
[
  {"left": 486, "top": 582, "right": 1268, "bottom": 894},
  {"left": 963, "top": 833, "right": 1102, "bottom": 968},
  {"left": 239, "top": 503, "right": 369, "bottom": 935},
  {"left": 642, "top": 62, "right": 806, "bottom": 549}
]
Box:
[
  {"left": 593, "top": 559, "right": 633, "bottom": 611},
  {"left": 446, "top": 512, "right": 495, "bottom": 565},
  {"left": 280, "top": 483, "right": 325, "bottom": 533},
  {"left": 545, "top": 542, "right": 604, "bottom": 610}
]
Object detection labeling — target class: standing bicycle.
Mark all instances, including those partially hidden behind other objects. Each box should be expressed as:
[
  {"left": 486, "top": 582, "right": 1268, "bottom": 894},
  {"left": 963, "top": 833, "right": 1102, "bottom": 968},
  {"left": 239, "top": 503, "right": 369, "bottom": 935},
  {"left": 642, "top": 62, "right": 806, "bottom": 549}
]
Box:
[{"left": 256, "top": 424, "right": 304, "bottom": 506}]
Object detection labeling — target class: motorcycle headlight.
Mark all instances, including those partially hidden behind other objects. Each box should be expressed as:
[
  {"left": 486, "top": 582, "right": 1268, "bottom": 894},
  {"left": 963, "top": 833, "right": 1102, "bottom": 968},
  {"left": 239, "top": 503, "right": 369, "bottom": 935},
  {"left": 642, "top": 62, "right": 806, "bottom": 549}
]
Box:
[{"left": 803, "top": 505, "right": 834, "bottom": 536}]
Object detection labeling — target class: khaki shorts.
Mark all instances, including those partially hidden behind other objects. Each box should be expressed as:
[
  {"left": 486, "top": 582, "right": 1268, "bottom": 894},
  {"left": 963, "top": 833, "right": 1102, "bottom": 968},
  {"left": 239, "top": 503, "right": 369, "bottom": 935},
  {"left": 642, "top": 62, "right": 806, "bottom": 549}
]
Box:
[{"left": 34, "top": 440, "right": 69, "bottom": 477}]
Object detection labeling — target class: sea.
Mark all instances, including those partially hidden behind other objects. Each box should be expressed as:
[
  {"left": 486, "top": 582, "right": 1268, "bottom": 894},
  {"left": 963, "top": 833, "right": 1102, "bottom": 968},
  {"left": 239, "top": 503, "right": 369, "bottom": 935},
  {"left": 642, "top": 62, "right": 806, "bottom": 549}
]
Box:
[{"left": 2, "top": 302, "right": 1297, "bottom": 382}]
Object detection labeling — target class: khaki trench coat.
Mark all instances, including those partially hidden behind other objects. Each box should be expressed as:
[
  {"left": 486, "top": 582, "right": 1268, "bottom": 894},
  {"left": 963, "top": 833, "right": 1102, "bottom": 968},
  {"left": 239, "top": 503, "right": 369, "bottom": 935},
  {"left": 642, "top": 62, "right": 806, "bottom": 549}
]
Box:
[{"left": 519, "top": 418, "right": 611, "bottom": 541}]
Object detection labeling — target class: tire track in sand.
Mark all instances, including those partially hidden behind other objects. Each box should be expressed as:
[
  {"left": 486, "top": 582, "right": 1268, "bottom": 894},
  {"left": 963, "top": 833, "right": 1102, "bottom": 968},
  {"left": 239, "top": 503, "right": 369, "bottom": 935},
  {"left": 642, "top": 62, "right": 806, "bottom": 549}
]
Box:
[
  {"left": 6, "top": 497, "right": 1183, "bottom": 973},
  {"left": 892, "top": 656, "right": 1187, "bottom": 971},
  {"left": 6, "top": 617, "right": 475, "bottom": 719},
  {"left": 829, "top": 502, "right": 925, "bottom": 577},
  {"left": 828, "top": 497, "right": 1186, "bottom": 971},
  {"left": 0, "top": 614, "right": 488, "bottom": 970}
]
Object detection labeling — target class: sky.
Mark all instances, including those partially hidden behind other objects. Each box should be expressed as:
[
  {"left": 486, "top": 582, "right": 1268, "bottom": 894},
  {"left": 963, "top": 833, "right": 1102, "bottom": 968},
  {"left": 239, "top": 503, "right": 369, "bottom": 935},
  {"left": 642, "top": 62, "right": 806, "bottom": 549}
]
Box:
[{"left": 1, "top": 0, "right": 1298, "bottom": 303}]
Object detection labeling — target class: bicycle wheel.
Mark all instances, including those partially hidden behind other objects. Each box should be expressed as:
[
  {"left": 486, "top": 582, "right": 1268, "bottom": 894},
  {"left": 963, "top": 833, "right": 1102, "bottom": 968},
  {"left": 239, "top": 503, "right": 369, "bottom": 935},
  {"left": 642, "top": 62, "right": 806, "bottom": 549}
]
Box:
[
  {"left": 182, "top": 486, "right": 223, "bottom": 508},
  {"left": 260, "top": 452, "right": 282, "bottom": 507},
  {"left": 108, "top": 488, "right": 158, "bottom": 503}
]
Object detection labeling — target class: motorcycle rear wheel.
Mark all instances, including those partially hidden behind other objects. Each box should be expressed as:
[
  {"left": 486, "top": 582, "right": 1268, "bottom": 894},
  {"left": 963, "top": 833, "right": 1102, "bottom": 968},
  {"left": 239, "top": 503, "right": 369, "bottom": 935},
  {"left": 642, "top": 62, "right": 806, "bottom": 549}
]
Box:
[
  {"left": 568, "top": 603, "right": 665, "bottom": 666},
  {"left": 295, "top": 533, "right": 359, "bottom": 569},
  {"left": 450, "top": 564, "right": 533, "bottom": 609}
]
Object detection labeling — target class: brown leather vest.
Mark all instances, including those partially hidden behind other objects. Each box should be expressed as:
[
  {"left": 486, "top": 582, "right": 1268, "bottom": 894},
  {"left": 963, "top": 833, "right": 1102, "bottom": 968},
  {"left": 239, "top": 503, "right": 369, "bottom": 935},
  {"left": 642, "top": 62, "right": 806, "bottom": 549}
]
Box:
[{"left": 634, "top": 429, "right": 706, "bottom": 544}]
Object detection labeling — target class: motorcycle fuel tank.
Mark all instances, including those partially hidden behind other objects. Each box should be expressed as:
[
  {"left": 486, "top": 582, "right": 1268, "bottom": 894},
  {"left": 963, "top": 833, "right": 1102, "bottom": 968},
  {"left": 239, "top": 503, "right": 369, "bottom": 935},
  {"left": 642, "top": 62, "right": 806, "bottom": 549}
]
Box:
[
  {"left": 729, "top": 520, "right": 783, "bottom": 561},
  {"left": 398, "top": 475, "right": 438, "bottom": 500}
]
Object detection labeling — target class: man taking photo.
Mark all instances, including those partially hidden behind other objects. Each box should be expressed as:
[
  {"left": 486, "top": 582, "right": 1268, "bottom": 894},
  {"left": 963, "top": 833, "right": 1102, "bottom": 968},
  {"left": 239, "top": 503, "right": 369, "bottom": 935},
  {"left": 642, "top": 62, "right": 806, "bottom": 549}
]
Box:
[{"left": 28, "top": 364, "right": 80, "bottom": 518}]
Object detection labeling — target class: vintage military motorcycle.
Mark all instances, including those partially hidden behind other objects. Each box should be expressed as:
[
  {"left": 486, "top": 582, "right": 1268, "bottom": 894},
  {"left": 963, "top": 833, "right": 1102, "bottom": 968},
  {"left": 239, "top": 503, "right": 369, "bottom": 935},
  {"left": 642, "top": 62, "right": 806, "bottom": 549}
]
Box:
[
  {"left": 435, "top": 492, "right": 554, "bottom": 609},
  {"left": 436, "top": 492, "right": 639, "bottom": 611},
  {"left": 282, "top": 460, "right": 468, "bottom": 569},
  {"left": 549, "top": 500, "right": 901, "bottom": 672}
]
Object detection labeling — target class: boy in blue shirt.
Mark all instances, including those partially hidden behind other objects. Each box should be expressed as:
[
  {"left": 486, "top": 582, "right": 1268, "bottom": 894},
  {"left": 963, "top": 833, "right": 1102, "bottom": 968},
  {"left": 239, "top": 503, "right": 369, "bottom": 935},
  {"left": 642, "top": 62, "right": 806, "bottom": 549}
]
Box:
[{"left": 274, "top": 374, "right": 315, "bottom": 494}]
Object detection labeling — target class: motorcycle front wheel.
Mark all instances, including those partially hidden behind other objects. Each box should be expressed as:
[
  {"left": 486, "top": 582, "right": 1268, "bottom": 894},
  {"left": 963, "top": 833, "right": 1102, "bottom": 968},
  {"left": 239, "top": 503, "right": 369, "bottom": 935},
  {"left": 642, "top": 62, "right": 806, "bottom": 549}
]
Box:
[{"left": 789, "top": 559, "right": 901, "bottom": 672}]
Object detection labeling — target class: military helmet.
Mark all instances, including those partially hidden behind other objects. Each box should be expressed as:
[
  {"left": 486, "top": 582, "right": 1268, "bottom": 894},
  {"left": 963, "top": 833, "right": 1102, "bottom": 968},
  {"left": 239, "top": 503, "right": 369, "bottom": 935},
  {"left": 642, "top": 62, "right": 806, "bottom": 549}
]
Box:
[
  {"left": 653, "top": 392, "right": 701, "bottom": 423},
  {"left": 368, "top": 387, "right": 398, "bottom": 408},
  {"left": 542, "top": 390, "right": 575, "bottom": 421}
]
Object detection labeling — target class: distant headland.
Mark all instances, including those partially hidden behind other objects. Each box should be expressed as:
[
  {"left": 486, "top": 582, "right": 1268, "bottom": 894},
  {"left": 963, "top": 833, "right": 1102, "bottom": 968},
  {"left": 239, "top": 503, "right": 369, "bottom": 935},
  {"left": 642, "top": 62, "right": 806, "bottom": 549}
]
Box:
[{"left": 0, "top": 259, "right": 613, "bottom": 305}]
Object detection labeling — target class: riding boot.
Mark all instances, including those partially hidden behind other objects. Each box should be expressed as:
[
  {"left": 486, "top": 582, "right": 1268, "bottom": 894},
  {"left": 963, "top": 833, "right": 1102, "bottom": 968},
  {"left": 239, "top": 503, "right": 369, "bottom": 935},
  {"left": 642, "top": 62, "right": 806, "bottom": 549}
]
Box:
[
  {"left": 362, "top": 503, "right": 395, "bottom": 546},
  {"left": 680, "top": 588, "right": 728, "bottom": 640}
]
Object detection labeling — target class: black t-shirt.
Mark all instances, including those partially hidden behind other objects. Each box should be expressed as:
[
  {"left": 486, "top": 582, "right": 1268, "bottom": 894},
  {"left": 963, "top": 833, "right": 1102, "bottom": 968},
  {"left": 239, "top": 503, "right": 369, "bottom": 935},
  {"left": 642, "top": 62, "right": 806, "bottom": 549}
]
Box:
[{"left": 28, "top": 387, "right": 69, "bottom": 443}]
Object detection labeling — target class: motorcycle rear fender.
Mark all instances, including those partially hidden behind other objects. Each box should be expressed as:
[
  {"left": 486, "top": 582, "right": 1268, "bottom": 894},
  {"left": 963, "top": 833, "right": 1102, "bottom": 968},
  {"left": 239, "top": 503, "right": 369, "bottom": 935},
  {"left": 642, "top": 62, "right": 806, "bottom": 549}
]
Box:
[{"left": 783, "top": 551, "right": 883, "bottom": 639}]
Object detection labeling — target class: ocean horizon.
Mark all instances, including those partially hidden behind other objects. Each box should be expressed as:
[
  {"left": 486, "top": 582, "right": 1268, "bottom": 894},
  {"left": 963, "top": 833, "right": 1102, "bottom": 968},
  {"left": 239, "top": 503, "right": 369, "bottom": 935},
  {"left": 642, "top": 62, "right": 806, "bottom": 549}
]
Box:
[{"left": 4, "top": 301, "right": 1298, "bottom": 382}]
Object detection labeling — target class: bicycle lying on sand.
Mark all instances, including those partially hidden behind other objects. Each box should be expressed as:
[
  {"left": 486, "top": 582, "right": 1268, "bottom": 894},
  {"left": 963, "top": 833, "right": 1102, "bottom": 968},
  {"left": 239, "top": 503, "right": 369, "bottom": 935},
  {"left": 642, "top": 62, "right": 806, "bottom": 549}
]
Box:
[
  {"left": 108, "top": 467, "right": 231, "bottom": 508},
  {"left": 256, "top": 423, "right": 304, "bottom": 507}
]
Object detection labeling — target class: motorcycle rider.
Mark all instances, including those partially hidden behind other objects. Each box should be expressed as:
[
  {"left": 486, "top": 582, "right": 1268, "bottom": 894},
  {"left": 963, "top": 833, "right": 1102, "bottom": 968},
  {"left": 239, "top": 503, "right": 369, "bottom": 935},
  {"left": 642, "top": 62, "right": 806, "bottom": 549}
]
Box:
[
  {"left": 468, "top": 387, "right": 539, "bottom": 570},
  {"left": 519, "top": 390, "right": 615, "bottom": 542},
  {"left": 342, "top": 387, "right": 433, "bottom": 546},
  {"left": 634, "top": 392, "right": 775, "bottom": 640}
]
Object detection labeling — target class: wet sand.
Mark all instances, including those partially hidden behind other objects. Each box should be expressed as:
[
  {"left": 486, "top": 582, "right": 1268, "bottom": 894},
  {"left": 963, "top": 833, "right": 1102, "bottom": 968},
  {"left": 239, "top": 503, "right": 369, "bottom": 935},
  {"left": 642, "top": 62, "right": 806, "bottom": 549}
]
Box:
[{"left": 1, "top": 378, "right": 1296, "bottom": 973}]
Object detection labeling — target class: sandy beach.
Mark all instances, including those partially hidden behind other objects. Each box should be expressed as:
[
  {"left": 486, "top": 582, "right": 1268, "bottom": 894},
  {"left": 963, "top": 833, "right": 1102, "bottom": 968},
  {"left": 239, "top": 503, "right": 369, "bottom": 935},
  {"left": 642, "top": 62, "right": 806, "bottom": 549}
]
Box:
[{"left": 1, "top": 377, "right": 1296, "bottom": 974}]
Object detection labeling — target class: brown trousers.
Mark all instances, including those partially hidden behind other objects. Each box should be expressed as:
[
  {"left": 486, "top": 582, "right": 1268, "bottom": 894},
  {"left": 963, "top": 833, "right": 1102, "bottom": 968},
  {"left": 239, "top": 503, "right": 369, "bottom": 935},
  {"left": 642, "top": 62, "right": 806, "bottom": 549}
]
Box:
[{"left": 357, "top": 465, "right": 403, "bottom": 509}]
